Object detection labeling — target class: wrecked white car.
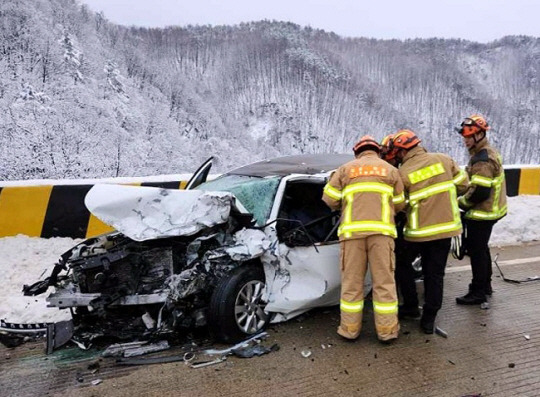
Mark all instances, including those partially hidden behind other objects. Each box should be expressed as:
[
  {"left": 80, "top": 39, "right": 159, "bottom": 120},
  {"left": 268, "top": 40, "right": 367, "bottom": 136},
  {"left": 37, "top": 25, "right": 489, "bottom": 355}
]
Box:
[{"left": 25, "top": 154, "right": 361, "bottom": 343}]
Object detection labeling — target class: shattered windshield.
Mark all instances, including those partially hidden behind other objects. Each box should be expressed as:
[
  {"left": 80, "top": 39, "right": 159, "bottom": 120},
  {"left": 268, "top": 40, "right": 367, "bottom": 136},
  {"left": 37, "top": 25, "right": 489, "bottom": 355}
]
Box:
[{"left": 195, "top": 175, "right": 281, "bottom": 225}]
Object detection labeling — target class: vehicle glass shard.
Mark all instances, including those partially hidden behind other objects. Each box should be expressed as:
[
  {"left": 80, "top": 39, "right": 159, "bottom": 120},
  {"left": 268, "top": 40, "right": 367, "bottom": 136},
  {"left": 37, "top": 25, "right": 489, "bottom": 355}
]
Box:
[
  {"left": 196, "top": 175, "right": 280, "bottom": 225},
  {"left": 85, "top": 184, "right": 235, "bottom": 241}
]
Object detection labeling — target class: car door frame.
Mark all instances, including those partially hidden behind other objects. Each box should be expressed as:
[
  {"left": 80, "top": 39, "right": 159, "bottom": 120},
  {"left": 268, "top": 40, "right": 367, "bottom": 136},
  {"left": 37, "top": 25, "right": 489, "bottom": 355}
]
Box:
[{"left": 263, "top": 173, "right": 342, "bottom": 319}]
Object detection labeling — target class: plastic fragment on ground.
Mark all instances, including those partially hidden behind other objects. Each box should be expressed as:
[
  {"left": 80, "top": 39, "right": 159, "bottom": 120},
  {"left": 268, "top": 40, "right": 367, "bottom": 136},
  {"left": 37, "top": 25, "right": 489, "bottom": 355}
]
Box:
[
  {"left": 91, "top": 379, "right": 102, "bottom": 386},
  {"left": 183, "top": 352, "right": 195, "bottom": 362},
  {"left": 301, "top": 349, "right": 312, "bottom": 358},
  {"left": 190, "top": 357, "right": 226, "bottom": 369},
  {"left": 202, "top": 332, "right": 267, "bottom": 355},
  {"left": 435, "top": 327, "right": 448, "bottom": 338},
  {"left": 231, "top": 343, "right": 279, "bottom": 358},
  {"left": 480, "top": 302, "right": 490, "bottom": 310},
  {"left": 46, "top": 320, "right": 74, "bottom": 354},
  {"left": 524, "top": 334, "right": 530, "bottom": 340}
]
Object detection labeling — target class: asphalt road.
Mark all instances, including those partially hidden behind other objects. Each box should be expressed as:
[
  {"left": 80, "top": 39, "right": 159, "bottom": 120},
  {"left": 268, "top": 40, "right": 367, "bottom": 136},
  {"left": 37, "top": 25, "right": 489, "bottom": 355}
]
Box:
[{"left": 2, "top": 242, "right": 540, "bottom": 397}]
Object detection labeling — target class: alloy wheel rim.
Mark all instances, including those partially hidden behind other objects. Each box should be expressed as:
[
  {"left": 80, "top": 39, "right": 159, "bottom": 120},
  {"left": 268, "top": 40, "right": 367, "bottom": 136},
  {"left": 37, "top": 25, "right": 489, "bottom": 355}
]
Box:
[{"left": 234, "top": 280, "right": 268, "bottom": 334}]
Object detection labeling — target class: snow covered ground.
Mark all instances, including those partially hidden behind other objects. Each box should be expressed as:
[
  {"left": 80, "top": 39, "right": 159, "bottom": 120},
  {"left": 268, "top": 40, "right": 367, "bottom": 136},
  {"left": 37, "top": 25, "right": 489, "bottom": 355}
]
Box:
[{"left": 1, "top": 195, "right": 539, "bottom": 325}]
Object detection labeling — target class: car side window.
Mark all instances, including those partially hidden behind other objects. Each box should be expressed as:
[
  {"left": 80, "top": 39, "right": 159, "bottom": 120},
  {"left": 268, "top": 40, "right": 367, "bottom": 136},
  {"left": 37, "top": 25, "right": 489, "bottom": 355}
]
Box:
[{"left": 277, "top": 181, "right": 339, "bottom": 246}]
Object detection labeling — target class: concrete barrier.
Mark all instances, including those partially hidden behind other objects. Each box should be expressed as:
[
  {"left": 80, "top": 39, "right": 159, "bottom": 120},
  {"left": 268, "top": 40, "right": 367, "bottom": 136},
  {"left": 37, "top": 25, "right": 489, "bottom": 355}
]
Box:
[{"left": 0, "top": 166, "right": 538, "bottom": 239}]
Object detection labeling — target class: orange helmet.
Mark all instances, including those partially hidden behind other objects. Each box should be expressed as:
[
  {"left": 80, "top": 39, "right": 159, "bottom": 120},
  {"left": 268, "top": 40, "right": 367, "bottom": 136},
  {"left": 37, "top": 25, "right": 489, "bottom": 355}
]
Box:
[
  {"left": 380, "top": 134, "right": 397, "bottom": 160},
  {"left": 352, "top": 135, "right": 381, "bottom": 154},
  {"left": 458, "top": 114, "right": 489, "bottom": 137},
  {"left": 392, "top": 129, "right": 421, "bottom": 150}
]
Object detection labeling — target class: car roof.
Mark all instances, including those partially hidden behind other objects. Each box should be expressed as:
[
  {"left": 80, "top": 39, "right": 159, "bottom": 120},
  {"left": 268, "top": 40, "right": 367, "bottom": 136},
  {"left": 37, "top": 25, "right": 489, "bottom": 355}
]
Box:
[{"left": 226, "top": 153, "right": 353, "bottom": 177}]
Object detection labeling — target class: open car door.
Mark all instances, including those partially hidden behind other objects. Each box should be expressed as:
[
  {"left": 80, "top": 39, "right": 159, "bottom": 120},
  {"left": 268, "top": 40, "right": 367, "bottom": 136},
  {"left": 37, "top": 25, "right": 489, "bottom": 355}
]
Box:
[{"left": 185, "top": 157, "right": 213, "bottom": 190}]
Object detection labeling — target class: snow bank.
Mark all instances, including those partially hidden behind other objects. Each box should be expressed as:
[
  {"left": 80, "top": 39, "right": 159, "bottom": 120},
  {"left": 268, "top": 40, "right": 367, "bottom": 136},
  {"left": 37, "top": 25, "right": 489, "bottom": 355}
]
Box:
[
  {"left": 0, "top": 196, "right": 539, "bottom": 324},
  {"left": 490, "top": 195, "right": 540, "bottom": 246},
  {"left": 0, "top": 236, "right": 81, "bottom": 323}
]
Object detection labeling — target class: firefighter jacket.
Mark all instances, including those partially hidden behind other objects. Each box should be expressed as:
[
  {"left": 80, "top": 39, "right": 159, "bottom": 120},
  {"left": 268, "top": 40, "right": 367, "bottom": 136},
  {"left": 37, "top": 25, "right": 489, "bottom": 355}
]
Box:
[
  {"left": 399, "top": 145, "right": 469, "bottom": 242},
  {"left": 458, "top": 137, "right": 507, "bottom": 221},
  {"left": 322, "top": 150, "right": 406, "bottom": 240}
]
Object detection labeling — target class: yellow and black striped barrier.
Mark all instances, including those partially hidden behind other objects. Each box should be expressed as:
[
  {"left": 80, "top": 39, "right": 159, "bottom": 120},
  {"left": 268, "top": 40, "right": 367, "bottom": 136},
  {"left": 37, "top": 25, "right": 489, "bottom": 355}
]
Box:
[
  {"left": 0, "top": 181, "right": 187, "bottom": 239},
  {"left": 504, "top": 166, "right": 540, "bottom": 197},
  {"left": 0, "top": 166, "right": 538, "bottom": 240}
]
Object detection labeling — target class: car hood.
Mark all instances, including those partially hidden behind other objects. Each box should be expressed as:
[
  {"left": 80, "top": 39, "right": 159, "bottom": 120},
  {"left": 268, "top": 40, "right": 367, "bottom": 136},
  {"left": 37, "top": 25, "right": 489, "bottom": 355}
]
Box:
[{"left": 85, "top": 184, "right": 237, "bottom": 241}]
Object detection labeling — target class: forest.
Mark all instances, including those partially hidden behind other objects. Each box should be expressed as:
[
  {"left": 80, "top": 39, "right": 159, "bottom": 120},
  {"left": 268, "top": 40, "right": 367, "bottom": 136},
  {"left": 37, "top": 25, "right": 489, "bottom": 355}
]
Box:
[{"left": 1, "top": 0, "right": 539, "bottom": 180}]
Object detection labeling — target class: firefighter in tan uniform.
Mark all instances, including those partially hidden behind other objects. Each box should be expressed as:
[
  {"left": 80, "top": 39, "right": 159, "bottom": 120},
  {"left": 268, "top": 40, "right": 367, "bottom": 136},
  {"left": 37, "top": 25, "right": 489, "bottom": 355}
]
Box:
[
  {"left": 455, "top": 114, "right": 507, "bottom": 304},
  {"left": 322, "top": 135, "right": 406, "bottom": 343},
  {"left": 391, "top": 130, "right": 468, "bottom": 333}
]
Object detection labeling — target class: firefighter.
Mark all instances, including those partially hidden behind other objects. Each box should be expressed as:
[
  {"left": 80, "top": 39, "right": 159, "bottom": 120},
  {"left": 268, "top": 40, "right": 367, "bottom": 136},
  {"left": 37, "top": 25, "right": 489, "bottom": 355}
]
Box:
[
  {"left": 380, "top": 134, "right": 421, "bottom": 320},
  {"left": 455, "top": 114, "right": 507, "bottom": 304},
  {"left": 392, "top": 129, "right": 468, "bottom": 333},
  {"left": 322, "top": 135, "right": 406, "bottom": 343}
]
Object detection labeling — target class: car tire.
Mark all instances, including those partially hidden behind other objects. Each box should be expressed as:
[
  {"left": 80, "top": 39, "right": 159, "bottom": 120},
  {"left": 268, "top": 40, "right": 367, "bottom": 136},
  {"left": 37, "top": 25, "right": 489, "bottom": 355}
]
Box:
[{"left": 208, "top": 265, "right": 270, "bottom": 343}]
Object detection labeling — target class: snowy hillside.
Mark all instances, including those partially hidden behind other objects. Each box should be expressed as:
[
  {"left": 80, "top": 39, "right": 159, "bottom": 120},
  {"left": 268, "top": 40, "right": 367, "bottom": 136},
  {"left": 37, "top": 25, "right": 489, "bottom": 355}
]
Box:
[{"left": 1, "top": 0, "right": 539, "bottom": 181}]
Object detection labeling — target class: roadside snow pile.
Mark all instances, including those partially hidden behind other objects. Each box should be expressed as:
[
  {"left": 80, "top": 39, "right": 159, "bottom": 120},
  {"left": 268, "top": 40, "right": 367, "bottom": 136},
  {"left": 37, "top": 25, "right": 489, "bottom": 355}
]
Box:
[
  {"left": 490, "top": 195, "right": 540, "bottom": 246},
  {"left": 0, "top": 235, "right": 81, "bottom": 323},
  {"left": 0, "top": 196, "right": 539, "bottom": 324}
]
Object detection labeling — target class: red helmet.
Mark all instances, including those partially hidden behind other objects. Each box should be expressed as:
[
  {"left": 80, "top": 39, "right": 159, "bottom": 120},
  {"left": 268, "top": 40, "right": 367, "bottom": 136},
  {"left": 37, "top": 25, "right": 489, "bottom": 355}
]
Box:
[
  {"left": 353, "top": 135, "right": 381, "bottom": 154},
  {"left": 458, "top": 114, "right": 489, "bottom": 137},
  {"left": 392, "top": 129, "right": 421, "bottom": 150},
  {"left": 380, "top": 134, "right": 397, "bottom": 160}
]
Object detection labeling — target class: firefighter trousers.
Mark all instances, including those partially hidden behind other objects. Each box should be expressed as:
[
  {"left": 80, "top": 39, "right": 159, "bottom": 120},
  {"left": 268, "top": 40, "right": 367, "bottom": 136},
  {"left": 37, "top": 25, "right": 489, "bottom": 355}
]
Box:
[
  {"left": 401, "top": 238, "right": 452, "bottom": 318},
  {"left": 339, "top": 235, "right": 399, "bottom": 341},
  {"left": 465, "top": 219, "right": 497, "bottom": 295}
]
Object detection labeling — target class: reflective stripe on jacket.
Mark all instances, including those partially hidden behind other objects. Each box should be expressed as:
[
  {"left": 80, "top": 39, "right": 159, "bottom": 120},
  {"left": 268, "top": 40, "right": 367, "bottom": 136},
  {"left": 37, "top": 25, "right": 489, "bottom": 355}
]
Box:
[
  {"left": 399, "top": 146, "right": 469, "bottom": 242},
  {"left": 458, "top": 138, "right": 507, "bottom": 221},
  {"left": 322, "top": 151, "right": 405, "bottom": 240}
]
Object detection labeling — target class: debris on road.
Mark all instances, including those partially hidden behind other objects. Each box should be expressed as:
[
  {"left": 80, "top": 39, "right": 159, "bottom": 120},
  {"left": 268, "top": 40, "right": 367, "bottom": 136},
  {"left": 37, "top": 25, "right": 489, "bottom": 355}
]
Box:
[
  {"left": 183, "top": 352, "right": 195, "bottom": 362},
  {"left": 102, "top": 340, "right": 170, "bottom": 358},
  {"left": 116, "top": 332, "right": 275, "bottom": 366},
  {"left": 435, "top": 327, "right": 448, "bottom": 338},
  {"left": 117, "top": 350, "right": 197, "bottom": 366},
  {"left": 190, "top": 357, "right": 226, "bottom": 369},
  {"left": 202, "top": 332, "right": 268, "bottom": 356},
  {"left": 301, "top": 349, "right": 312, "bottom": 358},
  {"left": 91, "top": 379, "right": 102, "bottom": 386},
  {"left": 46, "top": 320, "right": 74, "bottom": 354},
  {"left": 232, "top": 343, "right": 279, "bottom": 358},
  {"left": 480, "top": 302, "right": 490, "bottom": 310},
  {"left": 523, "top": 334, "right": 530, "bottom": 340},
  {"left": 493, "top": 254, "right": 540, "bottom": 284}
]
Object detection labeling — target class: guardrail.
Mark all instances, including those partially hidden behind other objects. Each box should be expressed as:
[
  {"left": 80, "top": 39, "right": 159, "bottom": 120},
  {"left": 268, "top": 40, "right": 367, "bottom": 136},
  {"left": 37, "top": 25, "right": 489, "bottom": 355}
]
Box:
[
  {"left": 0, "top": 166, "right": 538, "bottom": 239},
  {"left": 0, "top": 181, "right": 187, "bottom": 239},
  {"left": 504, "top": 166, "right": 540, "bottom": 196}
]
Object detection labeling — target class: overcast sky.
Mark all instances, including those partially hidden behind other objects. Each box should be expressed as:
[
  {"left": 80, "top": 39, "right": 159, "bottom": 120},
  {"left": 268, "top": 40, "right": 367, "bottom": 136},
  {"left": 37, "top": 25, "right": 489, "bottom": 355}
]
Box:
[{"left": 81, "top": 0, "right": 539, "bottom": 43}]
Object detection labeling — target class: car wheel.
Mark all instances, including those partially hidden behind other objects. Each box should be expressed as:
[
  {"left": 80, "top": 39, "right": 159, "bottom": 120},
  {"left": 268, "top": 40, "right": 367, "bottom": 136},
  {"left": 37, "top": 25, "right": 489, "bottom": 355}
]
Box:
[{"left": 208, "top": 265, "right": 270, "bottom": 343}]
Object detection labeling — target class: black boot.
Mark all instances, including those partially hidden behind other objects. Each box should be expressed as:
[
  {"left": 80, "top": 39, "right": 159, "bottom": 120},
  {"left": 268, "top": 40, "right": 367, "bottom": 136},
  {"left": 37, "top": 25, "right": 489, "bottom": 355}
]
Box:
[
  {"left": 456, "top": 291, "right": 486, "bottom": 305},
  {"left": 420, "top": 314, "right": 435, "bottom": 334}
]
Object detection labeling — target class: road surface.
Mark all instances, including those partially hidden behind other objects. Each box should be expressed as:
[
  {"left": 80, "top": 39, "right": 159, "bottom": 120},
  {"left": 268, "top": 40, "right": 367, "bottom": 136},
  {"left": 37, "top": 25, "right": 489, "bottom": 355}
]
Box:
[{"left": 1, "top": 243, "right": 540, "bottom": 397}]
